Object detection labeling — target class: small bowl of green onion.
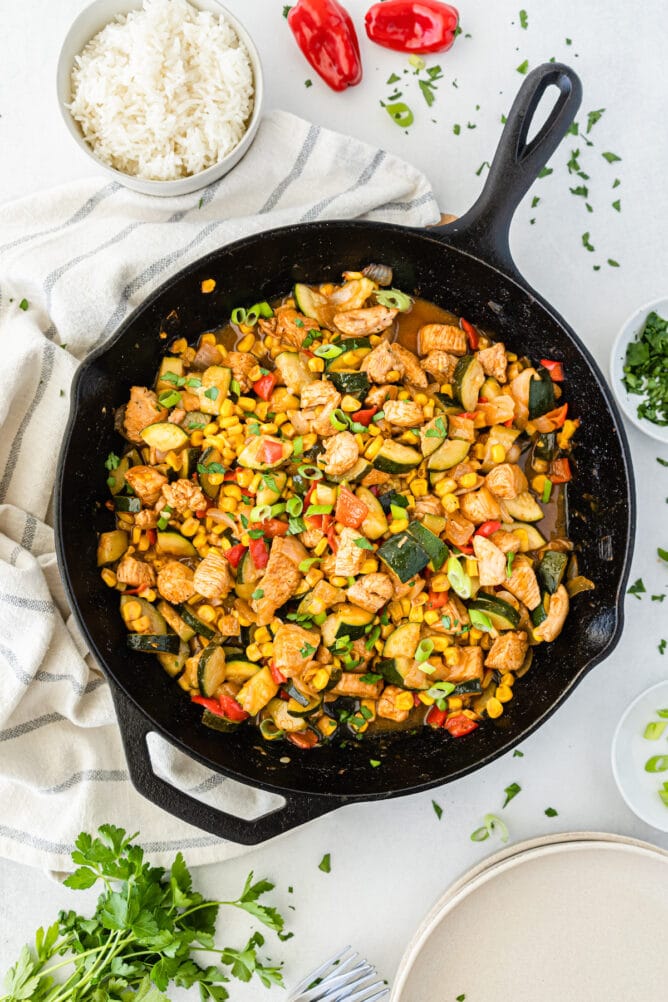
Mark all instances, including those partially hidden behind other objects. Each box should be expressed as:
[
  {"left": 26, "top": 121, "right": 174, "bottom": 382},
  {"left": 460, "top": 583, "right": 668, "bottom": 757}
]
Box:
[
  {"left": 610, "top": 297, "right": 668, "bottom": 443},
  {"left": 612, "top": 680, "right": 668, "bottom": 831}
]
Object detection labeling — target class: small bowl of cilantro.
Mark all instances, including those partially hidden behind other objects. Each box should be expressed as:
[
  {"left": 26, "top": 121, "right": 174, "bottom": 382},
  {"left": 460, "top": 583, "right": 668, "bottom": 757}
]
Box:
[{"left": 610, "top": 297, "right": 668, "bottom": 443}]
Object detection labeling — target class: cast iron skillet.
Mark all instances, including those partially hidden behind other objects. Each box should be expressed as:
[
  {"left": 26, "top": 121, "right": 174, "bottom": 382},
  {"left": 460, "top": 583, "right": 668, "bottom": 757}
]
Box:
[{"left": 56, "top": 64, "right": 635, "bottom": 845}]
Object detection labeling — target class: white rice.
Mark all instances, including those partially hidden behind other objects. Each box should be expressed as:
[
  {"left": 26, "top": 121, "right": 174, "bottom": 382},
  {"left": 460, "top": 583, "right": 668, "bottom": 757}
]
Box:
[{"left": 69, "top": 0, "right": 254, "bottom": 180}]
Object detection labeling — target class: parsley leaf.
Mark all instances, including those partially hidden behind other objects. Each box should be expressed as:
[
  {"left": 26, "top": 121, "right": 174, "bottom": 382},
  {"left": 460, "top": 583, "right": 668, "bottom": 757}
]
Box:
[
  {"left": 602, "top": 151, "right": 622, "bottom": 163},
  {"left": 659, "top": 548, "right": 668, "bottom": 563},
  {"left": 300, "top": 642, "right": 317, "bottom": 659},
  {"left": 503, "top": 782, "right": 521, "bottom": 808},
  {"left": 432, "top": 800, "right": 443, "bottom": 820},
  {"left": 545, "top": 807, "right": 558, "bottom": 817},
  {"left": 516, "top": 59, "right": 529, "bottom": 74},
  {"left": 104, "top": 451, "right": 120, "bottom": 471},
  {"left": 318, "top": 853, "right": 331, "bottom": 873},
  {"left": 582, "top": 231, "right": 595, "bottom": 252},
  {"left": 519, "top": 9, "right": 528, "bottom": 28},
  {"left": 627, "top": 577, "right": 646, "bottom": 598},
  {"left": 586, "top": 108, "right": 605, "bottom": 132}
]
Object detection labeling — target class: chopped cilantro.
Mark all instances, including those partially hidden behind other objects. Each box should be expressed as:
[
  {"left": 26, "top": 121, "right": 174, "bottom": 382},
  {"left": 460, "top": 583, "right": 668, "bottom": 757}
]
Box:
[
  {"left": 475, "top": 161, "right": 491, "bottom": 176},
  {"left": 623, "top": 312, "right": 668, "bottom": 425},
  {"left": 519, "top": 9, "right": 528, "bottom": 28},
  {"left": 538, "top": 166, "right": 553, "bottom": 178},
  {"left": 602, "top": 151, "right": 621, "bottom": 163},
  {"left": 581, "top": 231, "right": 595, "bottom": 252},
  {"left": 318, "top": 853, "right": 331, "bottom": 873},
  {"left": 652, "top": 595, "right": 666, "bottom": 602},
  {"left": 282, "top": 4, "right": 292, "bottom": 16},
  {"left": 204, "top": 386, "right": 219, "bottom": 401},
  {"left": 304, "top": 79, "right": 312, "bottom": 88},
  {"left": 387, "top": 72, "right": 400, "bottom": 84},
  {"left": 531, "top": 196, "right": 540, "bottom": 207},
  {"left": 251, "top": 589, "right": 264, "bottom": 600},
  {"left": 612, "top": 199, "right": 621, "bottom": 212},
  {"left": 608, "top": 259, "right": 620, "bottom": 267},
  {"left": 516, "top": 59, "right": 529, "bottom": 74},
  {"left": 104, "top": 451, "right": 120, "bottom": 471},
  {"left": 453, "top": 123, "right": 461, "bottom": 135},
  {"left": 432, "top": 800, "right": 443, "bottom": 820},
  {"left": 513, "top": 749, "right": 524, "bottom": 758},
  {"left": 545, "top": 807, "right": 558, "bottom": 817},
  {"left": 659, "top": 548, "right": 668, "bottom": 562},
  {"left": 658, "top": 458, "right": 668, "bottom": 467},
  {"left": 354, "top": 537, "right": 374, "bottom": 549},
  {"left": 370, "top": 759, "right": 381, "bottom": 767},
  {"left": 627, "top": 577, "right": 646, "bottom": 599},
  {"left": 300, "top": 642, "right": 317, "bottom": 659},
  {"left": 503, "top": 782, "right": 521, "bottom": 808},
  {"left": 18, "top": 298, "right": 29, "bottom": 311},
  {"left": 660, "top": 640, "right": 667, "bottom": 655},
  {"left": 586, "top": 108, "right": 605, "bottom": 133}
]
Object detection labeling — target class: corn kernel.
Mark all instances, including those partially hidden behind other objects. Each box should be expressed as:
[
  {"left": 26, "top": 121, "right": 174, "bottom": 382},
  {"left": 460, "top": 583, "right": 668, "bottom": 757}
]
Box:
[
  {"left": 330, "top": 575, "right": 348, "bottom": 588},
  {"left": 432, "top": 636, "right": 452, "bottom": 651},
  {"left": 447, "top": 696, "right": 463, "bottom": 711},
  {"left": 341, "top": 395, "right": 362, "bottom": 412},
  {"left": 558, "top": 418, "right": 579, "bottom": 449},
  {"left": 123, "top": 599, "right": 142, "bottom": 622},
  {"left": 389, "top": 519, "right": 406, "bottom": 534},
  {"left": 365, "top": 437, "right": 383, "bottom": 460},
  {"left": 236, "top": 469, "right": 253, "bottom": 488},
  {"left": 513, "top": 528, "right": 529, "bottom": 552},
  {"left": 367, "top": 424, "right": 381, "bottom": 437},
  {"left": 361, "top": 558, "right": 379, "bottom": 574},
  {"left": 253, "top": 626, "right": 271, "bottom": 644},
  {"left": 386, "top": 369, "right": 401, "bottom": 382},
  {"left": 237, "top": 333, "right": 255, "bottom": 353},
  {"left": 486, "top": 697, "right": 504, "bottom": 718},
  {"left": 131, "top": 615, "right": 151, "bottom": 633},
  {"left": 491, "top": 444, "right": 507, "bottom": 463},
  {"left": 424, "top": 609, "right": 440, "bottom": 626},
  {"left": 500, "top": 672, "right": 515, "bottom": 687},
  {"left": 172, "top": 337, "right": 187, "bottom": 353},
  {"left": 474, "top": 443, "right": 487, "bottom": 459},
  {"left": 237, "top": 396, "right": 255, "bottom": 412},
  {"left": 408, "top": 604, "right": 424, "bottom": 623},
  {"left": 440, "top": 383, "right": 453, "bottom": 396},
  {"left": 240, "top": 533, "right": 250, "bottom": 547},
  {"left": 100, "top": 569, "right": 117, "bottom": 587},
  {"left": 305, "top": 567, "right": 324, "bottom": 587},
  {"left": 435, "top": 477, "right": 457, "bottom": 497},
  {"left": 314, "top": 537, "right": 329, "bottom": 557},
  {"left": 459, "top": 472, "right": 477, "bottom": 488},
  {"left": 308, "top": 357, "right": 325, "bottom": 372},
  {"left": 395, "top": 691, "right": 415, "bottom": 711},
  {"left": 361, "top": 698, "right": 377, "bottom": 721},
  {"left": 419, "top": 692, "right": 435, "bottom": 706},
  {"left": 430, "top": 573, "right": 449, "bottom": 592},
  {"left": 465, "top": 557, "right": 478, "bottom": 577},
  {"left": 441, "top": 493, "right": 460, "bottom": 513},
  {"left": 201, "top": 278, "right": 216, "bottom": 294},
  {"left": 196, "top": 605, "right": 217, "bottom": 624},
  {"left": 249, "top": 473, "right": 262, "bottom": 493},
  {"left": 222, "top": 484, "right": 242, "bottom": 500},
  {"left": 506, "top": 351, "right": 518, "bottom": 362},
  {"left": 414, "top": 393, "right": 428, "bottom": 406},
  {"left": 532, "top": 474, "right": 548, "bottom": 495},
  {"left": 410, "top": 478, "right": 428, "bottom": 498},
  {"left": 444, "top": 648, "right": 460, "bottom": 666},
  {"left": 496, "top": 684, "right": 513, "bottom": 703},
  {"left": 312, "top": 669, "right": 330, "bottom": 691},
  {"left": 219, "top": 497, "right": 236, "bottom": 513},
  {"left": 469, "top": 627, "right": 483, "bottom": 642},
  {"left": 401, "top": 598, "right": 411, "bottom": 617},
  {"left": 369, "top": 334, "right": 382, "bottom": 346},
  {"left": 137, "top": 535, "right": 150, "bottom": 552},
  {"left": 398, "top": 389, "right": 411, "bottom": 401},
  {"left": 246, "top": 644, "right": 262, "bottom": 662},
  {"left": 260, "top": 642, "right": 274, "bottom": 657}
]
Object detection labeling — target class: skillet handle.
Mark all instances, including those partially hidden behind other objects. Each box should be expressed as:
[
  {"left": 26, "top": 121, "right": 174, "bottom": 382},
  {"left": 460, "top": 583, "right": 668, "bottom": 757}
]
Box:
[
  {"left": 111, "top": 686, "right": 338, "bottom": 845},
  {"left": 436, "top": 62, "right": 582, "bottom": 276}
]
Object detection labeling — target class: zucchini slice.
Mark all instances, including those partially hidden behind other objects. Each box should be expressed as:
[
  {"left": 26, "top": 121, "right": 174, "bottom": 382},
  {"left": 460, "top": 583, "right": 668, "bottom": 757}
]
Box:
[
  {"left": 197, "top": 365, "right": 232, "bottom": 415},
  {"left": 287, "top": 694, "right": 323, "bottom": 718},
  {"left": 293, "top": 283, "right": 329, "bottom": 324},
  {"left": 157, "top": 639, "right": 188, "bottom": 678},
  {"left": 378, "top": 531, "right": 430, "bottom": 583},
  {"left": 528, "top": 368, "right": 556, "bottom": 419},
  {"left": 532, "top": 430, "right": 558, "bottom": 463},
  {"left": 127, "top": 633, "right": 180, "bottom": 653},
  {"left": 113, "top": 495, "right": 141, "bottom": 513},
  {"left": 106, "top": 454, "right": 131, "bottom": 495},
  {"left": 329, "top": 370, "right": 370, "bottom": 397},
  {"left": 378, "top": 656, "right": 411, "bottom": 686},
  {"left": 201, "top": 709, "right": 240, "bottom": 733},
  {"left": 537, "top": 550, "right": 568, "bottom": 594},
  {"left": 156, "top": 357, "right": 184, "bottom": 392},
  {"left": 377, "top": 490, "right": 409, "bottom": 515},
  {"left": 326, "top": 457, "right": 372, "bottom": 484},
  {"left": 422, "top": 512, "right": 446, "bottom": 536},
  {"left": 294, "top": 279, "right": 376, "bottom": 326},
  {"left": 97, "top": 529, "right": 129, "bottom": 566},
  {"left": 157, "top": 601, "right": 195, "bottom": 641},
  {"left": 407, "top": 520, "right": 448, "bottom": 570},
  {"left": 237, "top": 435, "right": 293, "bottom": 470},
  {"left": 373, "top": 440, "right": 422, "bottom": 474},
  {"left": 267, "top": 697, "right": 308, "bottom": 733},
  {"left": 120, "top": 595, "right": 167, "bottom": 634},
  {"left": 501, "top": 522, "right": 547, "bottom": 551},
  {"left": 255, "top": 470, "right": 287, "bottom": 507},
  {"left": 356, "top": 486, "right": 389, "bottom": 540},
  {"left": 501, "top": 491, "right": 545, "bottom": 523},
  {"left": 420, "top": 417, "right": 448, "bottom": 457},
  {"left": 198, "top": 446, "right": 223, "bottom": 499},
  {"left": 383, "top": 622, "right": 421, "bottom": 659},
  {"left": 156, "top": 531, "right": 197, "bottom": 558},
  {"left": 178, "top": 604, "right": 216, "bottom": 640},
  {"left": 140, "top": 422, "right": 189, "bottom": 452},
  {"left": 225, "top": 660, "right": 259, "bottom": 684},
  {"left": 181, "top": 410, "right": 210, "bottom": 432},
  {"left": 453, "top": 355, "right": 485, "bottom": 412},
  {"left": 452, "top": 678, "right": 483, "bottom": 696},
  {"left": 198, "top": 644, "right": 227, "bottom": 697},
  {"left": 234, "top": 550, "right": 260, "bottom": 601},
  {"left": 468, "top": 595, "right": 520, "bottom": 630},
  {"left": 321, "top": 604, "right": 375, "bottom": 647},
  {"left": 275, "top": 351, "right": 314, "bottom": 394},
  {"left": 531, "top": 600, "right": 548, "bottom": 627},
  {"left": 427, "top": 438, "right": 470, "bottom": 471}
]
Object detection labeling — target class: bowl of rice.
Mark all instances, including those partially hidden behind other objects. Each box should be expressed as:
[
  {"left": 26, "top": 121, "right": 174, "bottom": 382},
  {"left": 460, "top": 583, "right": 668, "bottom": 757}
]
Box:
[{"left": 57, "top": 0, "right": 263, "bottom": 196}]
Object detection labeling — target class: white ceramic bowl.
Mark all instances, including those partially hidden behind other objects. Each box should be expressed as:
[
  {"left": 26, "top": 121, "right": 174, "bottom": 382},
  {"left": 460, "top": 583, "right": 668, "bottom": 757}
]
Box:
[
  {"left": 56, "top": 0, "right": 264, "bottom": 196},
  {"left": 609, "top": 296, "right": 668, "bottom": 444},
  {"left": 612, "top": 679, "right": 668, "bottom": 832}
]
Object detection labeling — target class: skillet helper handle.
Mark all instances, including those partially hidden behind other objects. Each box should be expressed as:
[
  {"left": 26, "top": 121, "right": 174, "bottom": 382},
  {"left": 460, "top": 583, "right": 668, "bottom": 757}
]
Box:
[
  {"left": 440, "top": 62, "right": 582, "bottom": 275},
  {"left": 111, "top": 687, "right": 338, "bottom": 845}
]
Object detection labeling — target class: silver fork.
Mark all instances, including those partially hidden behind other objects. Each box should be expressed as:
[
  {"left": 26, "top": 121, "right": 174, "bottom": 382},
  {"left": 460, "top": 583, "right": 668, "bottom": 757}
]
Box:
[{"left": 288, "top": 946, "right": 390, "bottom": 1002}]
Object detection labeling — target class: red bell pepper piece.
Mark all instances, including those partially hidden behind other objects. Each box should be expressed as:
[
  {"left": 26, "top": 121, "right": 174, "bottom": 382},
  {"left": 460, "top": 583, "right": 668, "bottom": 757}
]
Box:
[
  {"left": 270, "top": 662, "right": 287, "bottom": 685},
  {"left": 146, "top": 529, "right": 157, "bottom": 546},
  {"left": 351, "top": 405, "right": 378, "bottom": 426},
  {"left": 335, "top": 487, "right": 369, "bottom": 529},
  {"left": 457, "top": 411, "right": 478, "bottom": 420},
  {"left": 249, "top": 536, "right": 269, "bottom": 569},
  {"left": 192, "top": 694, "right": 249, "bottom": 722},
  {"left": 260, "top": 439, "right": 285, "bottom": 465},
  {"left": 287, "top": 730, "right": 319, "bottom": 749},
  {"left": 461, "top": 317, "right": 479, "bottom": 350},
  {"left": 251, "top": 518, "right": 290, "bottom": 538},
  {"left": 426, "top": 591, "right": 450, "bottom": 610},
  {"left": 548, "top": 457, "right": 572, "bottom": 483},
  {"left": 365, "top": 0, "right": 459, "bottom": 53},
  {"left": 253, "top": 372, "right": 278, "bottom": 400},
  {"left": 540, "top": 358, "right": 565, "bottom": 382},
  {"left": 287, "top": 0, "right": 362, "bottom": 92},
  {"left": 540, "top": 403, "right": 569, "bottom": 429},
  {"left": 225, "top": 543, "right": 247, "bottom": 568},
  {"left": 444, "top": 713, "right": 479, "bottom": 737},
  {"left": 195, "top": 508, "right": 208, "bottom": 519},
  {"left": 475, "top": 520, "right": 501, "bottom": 538},
  {"left": 326, "top": 522, "right": 339, "bottom": 552},
  {"left": 426, "top": 706, "right": 448, "bottom": 728}
]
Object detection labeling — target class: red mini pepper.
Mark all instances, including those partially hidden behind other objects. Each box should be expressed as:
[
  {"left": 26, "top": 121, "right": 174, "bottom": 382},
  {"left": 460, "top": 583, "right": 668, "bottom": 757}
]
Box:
[
  {"left": 249, "top": 536, "right": 269, "bottom": 570},
  {"left": 475, "top": 520, "right": 501, "bottom": 538},
  {"left": 443, "top": 713, "right": 479, "bottom": 737},
  {"left": 288, "top": 0, "right": 362, "bottom": 92},
  {"left": 461, "top": 317, "right": 479, "bottom": 350},
  {"left": 540, "top": 359, "right": 565, "bottom": 382},
  {"left": 191, "top": 694, "right": 249, "bottom": 722},
  {"left": 351, "top": 405, "right": 378, "bottom": 426},
  {"left": 225, "top": 543, "right": 247, "bottom": 568},
  {"left": 253, "top": 372, "right": 278, "bottom": 400},
  {"left": 365, "top": 0, "right": 459, "bottom": 53}
]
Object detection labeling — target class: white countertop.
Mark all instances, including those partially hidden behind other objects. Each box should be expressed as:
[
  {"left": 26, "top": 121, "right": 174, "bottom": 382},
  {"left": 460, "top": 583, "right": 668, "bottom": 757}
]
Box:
[{"left": 2, "top": 0, "right": 668, "bottom": 997}]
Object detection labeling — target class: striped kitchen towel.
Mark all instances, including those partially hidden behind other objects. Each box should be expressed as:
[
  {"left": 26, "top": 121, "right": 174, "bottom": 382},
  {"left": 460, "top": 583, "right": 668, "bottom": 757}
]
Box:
[{"left": 0, "top": 109, "right": 439, "bottom": 872}]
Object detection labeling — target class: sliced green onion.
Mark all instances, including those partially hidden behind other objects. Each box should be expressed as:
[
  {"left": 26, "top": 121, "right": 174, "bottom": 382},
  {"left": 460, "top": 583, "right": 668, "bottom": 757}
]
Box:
[
  {"left": 231, "top": 307, "right": 247, "bottom": 325},
  {"left": 643, "top": 721, "right": 668, "bottom": 740},
  {"left": 375, "top": 287, "right": 413, "bottom": 312},
  {"left": 259, "top": 718, "right": 284, "bottom": 741},
  {"left": 645, "top": 755, "right": 668, "bottom": 773},
  {"left": 420, "top": 662, "right": 437, "bottom": 675},
  {"left": 427, "top": 681, "right": 455, "bottom": 701},
  {"left": 158, "top": 389, "right": 181, "bottom": 408},
  {"left": 542, "top": 478, "right": 553, "bottom": 503},
  {"left": 246, "top": 301, "right": 273, "bottom": 322},
  {"left": 314, "top": 343, "right": 343, "bottom": 359},
  {"left": 305, "top": 504, "right": 332, "bottom": 516},
  {"left": 298, "top": 464, "right": 323, "bottom": 481},
  {"left": 330, "top": 408, "right": 350, "bottom": 431},
  {"left": 365, "top": 625, "right": 381, "bottom": 650},
  {"left": 157, "top": 506, "right": 172, "bottom": 530},
  {"left": 293, "top": 436, "right": 304, "bottom": 457},
  {"left": 298, "top": 557, "right": 320, "bottom": 573},
  {"left": 506, "top": 551, "right": 515, "bottom": 578},
  {"left": 270, "top": 502, "right": 286, "bottom": 516},
  {"left": 250, "top": 504, "right": 272, "bottom": 522},
  {"left": 408, "top": 54, "right": 426, "bottom": 70},
  {"left": 230, "top": 378, "right": 241, "bottom": 397},
  {"left": 288, "top": 516, "right": 307, "bottom": 534},
  {"left": 657, "top": 709, "right": 668, "bottom": 718},
  {"left": 390, "top": 503, "right": 409, "bottom": 521},
  {"left": 372, "top": 410, "right": 385, "bottom": 423},
  {"left": 313, "top": 611, "right": 327, "bottom": 626},
  {"left": 470, "top": 813, "right": 509, "bottom": 844},
  {"left": 447, "top": 555, "right": 472, "bottom": 600},
  {"left": 286, "top": 497, "right": 304, "bottom": 517},
  {"left": 469, "top": 609, "right": 494, "bottom": 632},
  {"left": 415, "top": 638, "right": 435, "bottom": 663},
  {"left": 385, "top": 102, "right": 414, "bottom": 128},
  {"left": 660, "top": 789, "right": 668, "bottom": 807},
  {"left": 349, "top": 421, "right": 368, "bottom": 434}
]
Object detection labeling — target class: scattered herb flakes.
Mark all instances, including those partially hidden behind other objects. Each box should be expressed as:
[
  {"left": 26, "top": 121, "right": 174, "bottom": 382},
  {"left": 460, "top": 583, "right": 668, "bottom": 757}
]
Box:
[
  {"left": 531, "top": 196, "right": 540, "bottom": 208},
  {"left": 305, "top": 79, "right": 312, "bottom": 88},
  {"left": 602, "top": 151, "right": 622, "bottom": 163},
  {"left": 418, "top": 65, "right": 443, "bottom": 107},
  {"left": 318, "top": 853, "right": 331, "bottom": 873},
  {"left": 198, "top": 196, "right": 203, "bottom": 209},
  {"left": 59, "top": 389, "right": 65, "bottom": 397},
  {"left": 370, "top": 758, "right": 381, "bottom": 767},
  {"left": 658, "top": 639, "right": 667, "bottom": 655},
  {"left": 457, "top": 996, "right": 467, "bottom": 1001},
  {"left": 500, "top": 113, "right": 507, "bottom": 124},
  {"left": 652, "top": 594, "right": 666, "bottom": 602},
  {"left": 545, "top": 807, "right": 559, "bottom": 817},
  {"left": 565, "top": 37, "right": 572, "bottom": 44},
  {"left": 18, "top": 298, "right": 29, "bottom": 311},
  {"left": 570, "top": 184, "right": 588, "bottom": 198},
  {"left": 585, "top": 203, "right": 593, "bottom": 213},
  {"left": 282, "top": 4, "right": 292, "bottom": 16},
  {"left": 503, "top": 782, "right": 521, "bottom": 808},
  {"left": 627, "top": 577, "right": 646, "bottom": 599},
  {"left": 538, "top": 166, "right": 553, "bottom": 178},
  {"left": 387, "top": 72, "right": 400, "bottom": 84},
  {"left": 466, "top": 121, "right": 476, "bottom": 129},
  {"left": 658, "top": 458, "right": 668, "bottom": 467},
  {"left": 432, "top": 800, "right": 443, "bottom": 820},
  {"left": 623, "top": 311, "right": 668, "bottom": 425},
  {"left": 581, "top": 232, "right": 595, "bottom": 252},
  {"left": 519, "top": 9, "right": 528, "bottom": 28},
  {"left": 566, "top": 121, "right": 579, "bottom": 136},
  {"left": 470, "top": 813, "right": 509, "bottom": 844},
  {"left": 608, "top": 259, "right": 620, "bottom": 268},
  {"left": 586, "top": 108, "right": 605, "bottom": 133},
  {"left": 475, "top": 161, "right": 491, "bottom": 177},
  {"left": 613, "top": 177, "right": 621, "bottom": 188},
  {"left": 612, "top": 199, "right": 621, "bottom": 212},
  {"left": 516, "top": 59, "right": 529, "bottom": 74},
  {"left": 453, "top": 123, "right": 461, "bottom": 135},
  {"left": 659, "top": 548, "right": 668, "bottom": 562},
  {"left": 513, "top": 749, "right": 524, "bottom": 758}
]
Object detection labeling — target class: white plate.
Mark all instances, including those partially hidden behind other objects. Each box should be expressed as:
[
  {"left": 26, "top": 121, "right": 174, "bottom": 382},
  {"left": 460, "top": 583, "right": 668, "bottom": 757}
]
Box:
[
  {"left": 392, "top": 837, "right": 668, "bottom": 1002},
  {"left": 612, "top": 679, "right": 668, "bottom": 831},
  {"left": 609, "top": 296, "right": 668, "bottom": 443}
]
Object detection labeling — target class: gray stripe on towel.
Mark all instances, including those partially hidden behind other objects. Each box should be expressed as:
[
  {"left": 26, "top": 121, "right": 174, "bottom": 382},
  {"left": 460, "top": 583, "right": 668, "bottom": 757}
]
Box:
[
  {"left": 0, "top": 183, "right": 120, "bottom": 255},
  {"left": 300, "top": 149, "right": 387, "bottom": 222}
]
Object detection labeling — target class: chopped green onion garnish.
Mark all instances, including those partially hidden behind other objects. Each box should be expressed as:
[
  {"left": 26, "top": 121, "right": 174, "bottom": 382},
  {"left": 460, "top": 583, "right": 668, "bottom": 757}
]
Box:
[
  {"left": 330, "top": 408, "right": 350, "bottom": 431},
  {"left": 469, "top": 609, "right": 494, "bottom": 632},
  {"left": 390, "top": 503, "right": 409, "bottom": 521},
  {"left": 645, "top": 755, "right": 668, "bottom": 773},
  {"left": 259, "top": 718, "right": 284, "bottom": 740},
  {"left": 314, "top": 343, "right": 343, "bottom": 359},
  {"left": 354, "top": 537, "right": 374, "bottom": 550},
  {"left": 446, "top": 555, "right": 472, "bottom": 599},
  {"left": 230, "top": 307, "right": 246, "bottom": 324},
  {"left": 251, "top": 588, "right": 264, "bottom": 600},
  {"left": 542, "top": 478, "right": 553, "bottom": 503},
  {"left": 415, "top": 638, "right": 435, "bottom": 663},
  {"left": 365, "top": 625, "right": 381, "bottom": 650},
  {"left": 250, "top": 504, "right": 272, "bottom": 522},
  {"left": 643, "top": 721, "right": 668, "bottom": 740},
  {"left": 293, "top": 436, "right": 304, "bottom": 457},
  {"left": 305, "top": 504, "right": 332, "bottom": 516},
  {"left": 270, "top": 502, "right": 286, "bottom": 516},
  {"left": 506, "top": 551, "right": 515, "bottom": 577},
  {"left": 426, "top": 681, "right": 455, "bottom": 701},
  {"left": 158, "top": 389, "right": 181, "bottom": 408},
  {"left": 657, "top": 709, "right": 668, "bottom": 718},
  {"left": 375, "top": 287, "right": 413, "bottom": 311},
  {"left": 298, "top": 557, "right": 320, "bottom": 573},
  {"left": 104, "top": 452, "right": 120, "bottom": 471},
  {"left": 470, "top": 813, "right": 509, "bottom": 843},
  {"left": 297, "top": 464, "right": 323, "bottom": 480},
  {"left": 286, "top": 496, "right": 303, "bottom": 517},
  {"left": 157, "top": 506, "right": 172, "bottom": 530},
  {"left": 230, "top": 378, "right": 241, "bottom": 397},
  {"left": 372, "top": 410, "right": 385, "bottom": 423}
]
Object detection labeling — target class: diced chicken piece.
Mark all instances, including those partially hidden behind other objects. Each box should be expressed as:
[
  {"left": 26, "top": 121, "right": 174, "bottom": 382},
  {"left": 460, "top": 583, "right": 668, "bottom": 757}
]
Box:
[
  {"left": 534, "top": 585, "right": 569, "bottom": 642},
  {"left": 301, "top": 379, "right": 340, "bottom": 409},
  {"left": 346, "top": 572, "right": 393, "bottom": 613},
  {"left": 388, "top": 569, "right": 426, "bottom": 601},
  {"left": 274, "top": 306, "right": 317, "bottom": 349},
  {"left": 227, "top": 351, "right": 256, "bottom": 392},
  {"left": 350, "top": 637, "right": 375, "bottom": 667},
  {"left": 377, "top": 685, "right": 411, "bottom": 723},
  {"left": 116, "top": 553, "right": 155, "bottom": 589},
  {"left": 442, "top": 646, "right": 484, "bottom": 684},
  {"left": 419, "top": 324, "right": 467, "bottom": 357},
  {"left": 365, "top": 384, "right": 396, "bottom": 407},
  {"left": 167, "top": 408, "right": 186, "bottom": 425},
  {"left": 334, "top": 527, "right": 366, "bottom": 578},
  {"left": 360, "top": 469, "right": 391, "bottom": 487},
  {"left": 444, "top": 511, "right": 475, "bottom": 549},
  {"left": 252, "top": 537, "right": 308, "bottom": 625},
  {"left": 485, "top": 630, "right": 529, "bottom": 672},
  {"left": 309, "top": 579, "right": 346, "bottom": 611},
  {"left": 430, "top": 594, "right": 470, "bottom": 634},
  {"left": 121, "top": 386, "right": 167, "bottom": 443},
  {"left": 330, "top": 673, "right": 383, "bottom": 700},
  {"left": 124, "top": 465, "right": 168, "bottom": 506},
  {"left": 135, "top": 509, "right": 158, "bottom": 529},
  {"left": 322, "top": 431, "right": 359, "bottom": 476},
  {"left": 333, "top": 306, "right": 398, "bottom": 336},
  {"left": 505, "top": 555, "right": 541, "bottom": 610},
  {"left": 414, "top": 494, "right": 443, "bottom": 519},
  {"left": 161, "top": 478, "right": 207, "bottom": 514},
  {"left": 191, "top": 341, "right": 223, "bottom": 370},
  {"left": 472, "top": 535, "right": 507, "bottom": 586},
  {"left": 313, "top": 400, "right": 342, "bottom": 438},
  {"left": 193, "top": 549, "right": 232, "bottom": 601},
  {"left": 477, "top": 342, "right": 508, "bottom": 383},
  {"left": 486, "top": 463, "right": 528, "bottom": 500},
  {"left": 401, "top": 662, "right": 432, "bottom": 689},
  {"left": 299, "top": 524, "right": 324, "bottom": 549},
  {"left": 422, "top": 350, "right": 459, "bottom": 383},
  {"left": 479, "top": 394, "right": 516, "bottom": 426},
  {"left": 509, "top": 367, "right": 537, "bottom": 429},
  {"left": 298, "top": 380, "right": 342, "bottom": 439},
  {"left": 490, "top": 529, "right": 521, "bottom": 554},
  {"left": 218, "top": 614, "right": 240, "bottom": 637},
  {"left": 361, "top": 341, "right": 402, "bottom": 383},
  {"left": 273, "top": 624, "right": 321, "bottom": 678},
  {"left": 157, "top": 560, "right": 195, "bottom": 604},
  {"left": 448, "top": 415, "right": 476, "bottom": 442},
  {"left": 458, "top": 487, "right": 503, "bottom": 525},
  {"left": 289, "top": 410, "right": 313, "bottom": 436},
  {"left": 391, "top": 343, "right": 428, "bottom": 389},
  {"left": 383, "top": 400, "right": 424, "bottom": 427}
]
